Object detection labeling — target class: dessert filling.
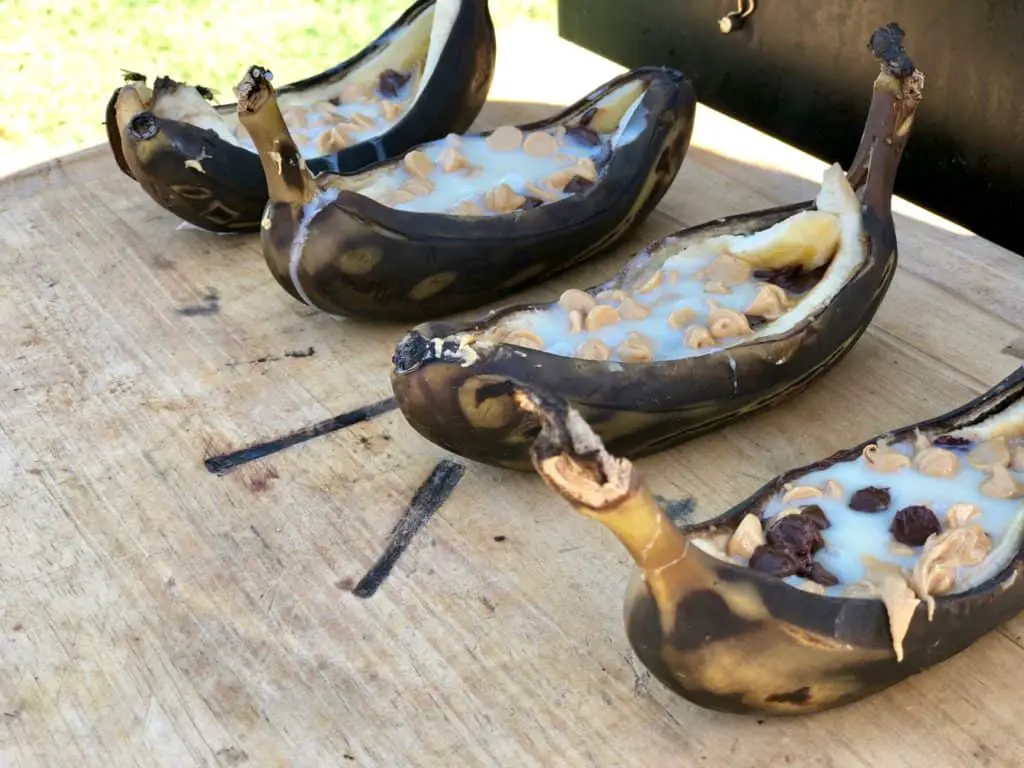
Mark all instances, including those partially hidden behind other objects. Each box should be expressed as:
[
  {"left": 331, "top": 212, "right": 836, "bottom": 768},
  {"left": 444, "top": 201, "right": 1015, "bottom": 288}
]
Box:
[
  {"left": 345, "top": 79, "right": 649, "bottom": 216},
  {"left": 693, "top": 400, "right": 1024, "bottom": 661},
  {"left": 129, "top": 0, "right": 460, "bottom": 158},
  {"left": 472, "top": 162, "right": 865, "bottom": 361}
]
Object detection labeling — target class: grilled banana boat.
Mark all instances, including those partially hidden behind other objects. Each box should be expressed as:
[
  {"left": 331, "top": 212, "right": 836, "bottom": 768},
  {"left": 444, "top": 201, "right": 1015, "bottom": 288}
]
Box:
[
  {"left": 390, "top": 23, "right": 923, "bottom": 471},
  {"left": 106, "top": 0, "right": 496, "bottom": 233},
  {"left": 235, "top": 60, "right": 696, "bottom": 321},
  {"left": 516, "top": 362, "right": 1024, "bottom": 716}
]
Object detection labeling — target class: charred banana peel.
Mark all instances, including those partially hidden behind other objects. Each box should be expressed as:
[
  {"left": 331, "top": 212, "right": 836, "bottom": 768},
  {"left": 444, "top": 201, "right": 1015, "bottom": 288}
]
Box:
[
  {"left": 516, "top": 363, "right": 1024, "bottom": 716},
  {"left": 390, "top": 22, "right": 925, "bottom": 471},
  {"left": 237, "top": 58, "right": 696, "bottom": 321},
  {"left": 105, "top": 0, "right": 496, "bottom": 233}
]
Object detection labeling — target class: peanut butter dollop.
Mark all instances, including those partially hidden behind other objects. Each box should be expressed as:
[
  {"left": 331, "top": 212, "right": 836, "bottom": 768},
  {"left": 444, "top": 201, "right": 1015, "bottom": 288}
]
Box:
[
  {"left": 980, "top": 464, "right": 1024, "bottom": 499},
  {"left": 910, "top": 524, "right": 991, "bottom": 619},
  {"left": 945, "top": 502, "right": 982, "bottom": 528}
]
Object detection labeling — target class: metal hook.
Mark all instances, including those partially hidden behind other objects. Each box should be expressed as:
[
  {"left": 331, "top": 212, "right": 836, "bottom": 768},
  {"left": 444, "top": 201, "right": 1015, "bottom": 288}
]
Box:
[{"left": 718, "top": 0, "right": 757, "bottom": 34}]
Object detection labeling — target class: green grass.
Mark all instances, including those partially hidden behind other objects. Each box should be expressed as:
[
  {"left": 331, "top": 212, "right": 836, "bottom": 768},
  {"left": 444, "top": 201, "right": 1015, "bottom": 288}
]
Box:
[{"left": 0, "top": 0, "right": 556, "bottom": 169}]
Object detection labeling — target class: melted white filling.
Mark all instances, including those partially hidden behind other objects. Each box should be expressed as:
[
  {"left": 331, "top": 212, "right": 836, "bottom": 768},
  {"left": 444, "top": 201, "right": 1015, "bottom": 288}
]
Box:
[
  {"left": 145, "top": 0, "right": 460, "bottom": 158},
  {"left": 478, "top": 163, "right": 864, "bottom": 362}
]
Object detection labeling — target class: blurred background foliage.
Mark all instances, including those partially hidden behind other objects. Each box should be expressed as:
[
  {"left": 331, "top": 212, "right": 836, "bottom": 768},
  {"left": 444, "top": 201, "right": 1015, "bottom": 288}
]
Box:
[{"left": 0, "top": 0, "right": 556, "bottom": 172}]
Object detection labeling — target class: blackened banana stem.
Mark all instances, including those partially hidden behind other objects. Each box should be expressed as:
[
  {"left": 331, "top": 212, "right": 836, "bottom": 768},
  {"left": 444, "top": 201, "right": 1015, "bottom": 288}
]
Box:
[
  {"left": 846, "top": 22, "right": 925, "bottom": 201},
  {"left": 235, "top": 65, "right": 318, "bottom": 207},
  {"left": 514, "top": 388, "right": 708, "bottom": 595}
]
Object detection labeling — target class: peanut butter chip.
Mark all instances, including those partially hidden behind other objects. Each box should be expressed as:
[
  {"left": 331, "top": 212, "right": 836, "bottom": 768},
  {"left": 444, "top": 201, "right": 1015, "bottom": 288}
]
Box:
[
  {"left": 796, "top": 580, "right": 827, "bottom": 595},
  {"left": 381, "top": 101, "right": 403, "bottom": 121},
  {"left": 486, "top": 125, "right": 523, "bottom": 152},
  {"left": 616, "top": 333, "right": 654, "bottom": 363},
  {"left": 558, "top": 288, "right": 597, "bottom": 314},
  {"left": 403, "top": 177, "right": 435, "bottom": 197},
  {"left": 597, "top": 289, "right": 628, "bottom": 303},
  {"left": 573, "top": 157, "right": 599, "bottom": 182},
  {"left": 782, "top": 486, "right": 823, "bottom": 503},
  {"left": 668, "top": 308, "right": 697, "bottom": 329},
  {"left": 980, "top": 464, "right": 1024, "bottom": 499},
  {"left": 968, "top": 437, "right": 1011, "bottom": 471},
  {"left": 504, "top": 330, "right": 544, "bottom": 350},
  {"left": 774, "top": 507, "right": 804, "bottom": 521},
  {"left": 282, "top": 107, "right": 308, "bottom": 128},
  {"left": 568, "top": 310, "right": 584, "bottom": 334},
  {"left": 484, "top": 184, "right": 526, "bottom": 214},
  {"left": 437, "top": 147, "right": 469, "bottom": 173},
  {"left": 451, "top": 200, "right": 484, "bottom": 216},
  {"left": 706, "top": 302, "right": 752, "bottom": 340},
  {"left": 340, "top": 83, "right": 371, "bottom": 102},
  {"left": 585, "top": 305, "right": 620, "bottom": 332},
  {"left": 545, "top": 169, "right": 574, "bottom": 191},
  {"left": 910, "top": 525, "right": 991, "bottom": 619},
  {"left": 390, "top": 189, "right": 417, "bottom": 204},
  {"left": 523, "top": 131, "right": 559, "bottom": 157},
  {"left": 684, "top": 326, "right": 716, "bottom": 349},
  {"left": 576, "top": 338, "right": 612, "bottom": 361},
  {"left": 862, "top": 443, "right": 912, "bottom": 473},
  {"left": 746, "top": 283, "right": 790, "bottom": 319},
  {"left": 635, "top": 270, "right": 663, "bottom": 294},
  {"left": 705, "top": 254, "right": 753, "bottom": 285},
  {"left": 824, "top": 479, "right": 844, "bottom": 499},
  {"left": 352, "top": 112, "right": 376, "bottom": 129},
  {"left": 524, "top": 181, "right": 560, "bottom": 202},
  {"left": 618, "top": 297, "right": 651, "bottom": 321},
  {"left": 403, "top": 150, "right": 434, "bottom": 178},
  {"left": 726, "top": 514, "right": 765, "bottom": 560},
  {"left": 945, "top": 502, "right": 982, "bottom": 528},
  {"left": 704, "top": 281, "right": 731, "bottom": 295},
  {"left": 913, "top": 446, "right": 960, "bottom": 478}
]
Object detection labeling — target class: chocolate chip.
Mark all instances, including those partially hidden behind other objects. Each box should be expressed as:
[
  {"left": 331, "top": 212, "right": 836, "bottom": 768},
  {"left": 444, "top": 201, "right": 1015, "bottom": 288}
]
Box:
[
  {"left": 932, "top": 435, "right": 972, "bottom": 450},
  {"left": 800, "top": 504, "right": 831, "bottom": 530},
  {"left": 518, "top": 196, "right": 544, "bottom": 211},
  {"left": 564, "top": 175, "right": 594, "bottom": 194},
  {"left": 378, "top": 69, "right": 410, "bottom": 98},
  {"left": 849, "top": 486, "right": 891, "bottom": 513},
  {"left": 890, "top": 505, "right": 941, "bottom": 547},
  {"left": 766, "top": 515, "right": 824, "bottom": 556},
  {"left": 805, "top": 561, "right": 839, "bottom": 587},
  {"left": 565, "top": 125, "right": 600, "bottom": 147},
  {"left": 749, "top": 546, "right": 800, "bottom": 578}
]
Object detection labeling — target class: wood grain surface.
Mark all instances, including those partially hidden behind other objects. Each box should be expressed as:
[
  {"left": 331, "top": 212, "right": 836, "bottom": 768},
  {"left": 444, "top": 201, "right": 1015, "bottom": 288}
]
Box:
[{"left": 1, "top": 26, "right": 1023, "bottom": 768}]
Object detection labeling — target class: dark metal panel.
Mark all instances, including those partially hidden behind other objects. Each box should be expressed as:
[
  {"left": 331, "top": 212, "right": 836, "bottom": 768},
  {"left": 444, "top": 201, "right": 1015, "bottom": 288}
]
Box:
[{"left": 559, "top": 0, "right": 1024, "bottom": 258}]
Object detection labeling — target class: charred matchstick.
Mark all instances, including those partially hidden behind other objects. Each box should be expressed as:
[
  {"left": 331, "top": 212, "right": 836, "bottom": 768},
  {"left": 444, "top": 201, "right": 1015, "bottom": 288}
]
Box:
[{"left": 204, "top": 397, "right": 398, "bottom": 475}]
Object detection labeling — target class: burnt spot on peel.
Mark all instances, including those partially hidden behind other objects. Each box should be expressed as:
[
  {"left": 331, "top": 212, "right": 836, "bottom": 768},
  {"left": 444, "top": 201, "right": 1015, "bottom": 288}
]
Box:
[
  {"left": 766, "top": 686, "right": 811, "bottom": 704},
  {"left": 278, "top": 141, "right": 308, "bottom": 193},
  {"left": 668, "top": 589, "right": 761, "bottom": 651}
]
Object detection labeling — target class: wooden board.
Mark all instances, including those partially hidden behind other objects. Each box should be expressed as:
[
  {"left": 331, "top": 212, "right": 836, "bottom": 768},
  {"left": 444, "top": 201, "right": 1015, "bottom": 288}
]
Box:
[{"left": 2, "top": 25, "right": 1023, "bottom": 768}]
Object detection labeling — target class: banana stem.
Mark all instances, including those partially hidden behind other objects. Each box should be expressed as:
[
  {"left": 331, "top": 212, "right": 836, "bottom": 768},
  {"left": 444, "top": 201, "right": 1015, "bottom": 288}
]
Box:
[
  {"left": 845, "top": 23, "right": 925, "bottom": 198},
  {"left": 515, "top": 388, "right": 696, "bottom": 573},
  {"left": 235, "top": 65, "right": 318, "bottom": 206}
]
